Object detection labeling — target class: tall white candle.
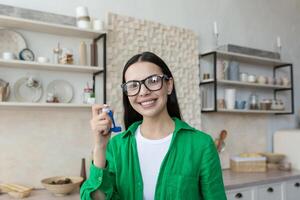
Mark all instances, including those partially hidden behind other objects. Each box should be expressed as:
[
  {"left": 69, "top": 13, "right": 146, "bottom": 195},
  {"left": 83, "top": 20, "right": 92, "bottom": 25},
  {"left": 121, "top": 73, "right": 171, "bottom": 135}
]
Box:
[
  {"left": 277, "top": 36, "right": 281, "bottom": 48},
  {"left": 213, "top": 21, "right": 218, "bottom": 35}
]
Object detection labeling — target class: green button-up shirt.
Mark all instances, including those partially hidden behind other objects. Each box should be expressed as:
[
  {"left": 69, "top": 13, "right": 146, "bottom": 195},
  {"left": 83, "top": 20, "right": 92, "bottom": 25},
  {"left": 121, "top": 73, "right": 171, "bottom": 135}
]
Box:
[{"left": 80, "top": 118, "right": 227, "bottom": 200}]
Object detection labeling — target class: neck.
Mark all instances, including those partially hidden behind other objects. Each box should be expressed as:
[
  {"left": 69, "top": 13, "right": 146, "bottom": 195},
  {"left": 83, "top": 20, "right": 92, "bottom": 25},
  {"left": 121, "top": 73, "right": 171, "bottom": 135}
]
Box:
[{"left": 140, "top": 109, "right": 175, "bottom": 139}]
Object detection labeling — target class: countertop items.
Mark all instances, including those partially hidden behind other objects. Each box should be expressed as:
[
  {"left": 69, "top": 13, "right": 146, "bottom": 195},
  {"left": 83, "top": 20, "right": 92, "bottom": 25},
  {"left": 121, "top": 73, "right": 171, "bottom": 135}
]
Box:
[
  {"left": 0, "top": 189, "right": 79, "bottom": 200},
  {"left": 1, "top": 170, "right": 299, "bottom": 199},
  {"left": 223, "top": 169, "right": 300, "bottom": 190}
]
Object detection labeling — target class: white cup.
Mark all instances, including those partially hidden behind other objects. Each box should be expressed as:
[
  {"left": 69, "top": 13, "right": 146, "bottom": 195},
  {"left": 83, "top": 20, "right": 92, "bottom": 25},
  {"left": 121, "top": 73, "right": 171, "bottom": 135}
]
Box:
[
  {"left": 77, "top": 20, "right": 91, "bottom": 29},
  {"left": 225, "top": 88, "right": 236, "bottom": 109},
  {"left": 76, "top": 6, "right": 89, "bottom": 18},
  {"left": 247, "top": 74, "right": 257, "bottom": 83},
  {"left": 239, "top": 72, "right": 248, "bottom": 82},
  {"left": 93, "top": 19, "right": 104, "bottom": 30},
  {"left": 282, "top": 77, "right": 290, "bottom": 86},
  {"left": 37, "top": 56, "right": 49, "bottom": 63},
  {"left": 2, "top": 52, "right": 15, "bottom": 60}
]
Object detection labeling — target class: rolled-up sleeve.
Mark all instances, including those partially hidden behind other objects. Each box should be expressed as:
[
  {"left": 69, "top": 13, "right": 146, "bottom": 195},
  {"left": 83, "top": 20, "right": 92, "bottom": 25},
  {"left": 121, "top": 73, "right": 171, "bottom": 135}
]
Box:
[
  {"left": 80, "top": 142, "right": 118, "bottom": 200},
  {"left": 199, "top": 137, "right": 227, "bottom": 200}
]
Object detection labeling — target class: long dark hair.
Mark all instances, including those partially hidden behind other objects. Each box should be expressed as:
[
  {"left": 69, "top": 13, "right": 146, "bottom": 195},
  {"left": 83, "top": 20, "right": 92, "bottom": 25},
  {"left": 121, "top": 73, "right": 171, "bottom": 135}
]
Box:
[{"left": 122, "top": 51, "right": 182, "bottom": 129}]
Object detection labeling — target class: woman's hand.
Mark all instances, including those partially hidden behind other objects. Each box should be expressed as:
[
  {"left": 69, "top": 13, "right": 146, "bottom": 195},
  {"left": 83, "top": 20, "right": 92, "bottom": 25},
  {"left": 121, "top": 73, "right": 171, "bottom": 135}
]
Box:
[{"left": 91, "top": 104, "right": 112, "bottom": 149}]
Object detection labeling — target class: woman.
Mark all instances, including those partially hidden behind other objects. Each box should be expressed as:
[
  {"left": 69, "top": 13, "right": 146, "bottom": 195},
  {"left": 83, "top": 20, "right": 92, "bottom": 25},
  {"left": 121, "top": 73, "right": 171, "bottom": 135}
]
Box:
[{"left": 80, "top": 52, "right": 227, "bottom": 200}]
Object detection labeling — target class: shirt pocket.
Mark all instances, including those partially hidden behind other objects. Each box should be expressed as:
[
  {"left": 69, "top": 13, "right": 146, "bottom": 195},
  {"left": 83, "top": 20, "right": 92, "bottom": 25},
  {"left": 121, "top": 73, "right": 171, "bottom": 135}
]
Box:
[{"left": 166, "top": 174, "right": 200, "bottom": 200}]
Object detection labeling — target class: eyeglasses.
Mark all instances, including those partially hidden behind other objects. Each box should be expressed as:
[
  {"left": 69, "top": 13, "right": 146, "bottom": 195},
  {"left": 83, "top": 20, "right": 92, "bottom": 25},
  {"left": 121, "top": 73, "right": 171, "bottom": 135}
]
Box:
[{"left": 121, "top": 74, "right": 170, "bottom": 96}]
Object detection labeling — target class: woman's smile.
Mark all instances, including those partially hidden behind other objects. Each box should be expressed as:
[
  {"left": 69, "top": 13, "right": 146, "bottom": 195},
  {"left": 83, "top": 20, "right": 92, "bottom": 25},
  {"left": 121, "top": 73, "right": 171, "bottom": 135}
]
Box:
[{"left": 138, "top": 98, "right": 158, "bottom": 108}]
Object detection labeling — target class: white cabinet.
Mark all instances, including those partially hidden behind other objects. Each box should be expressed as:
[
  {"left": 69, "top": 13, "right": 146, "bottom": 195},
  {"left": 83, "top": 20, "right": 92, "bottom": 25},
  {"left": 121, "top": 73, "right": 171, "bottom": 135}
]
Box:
[
  {"left": 257, "top": 183, "right": 283, "bottom": 200},
  {"left": 226, "top": 187, "right": 254, "bottom": 200},
  {"left": 226, "top": 178, "right": 300, "bottom": 200},
  {"left": 285, "top": 179, "right": 300, "bottom": 200}
]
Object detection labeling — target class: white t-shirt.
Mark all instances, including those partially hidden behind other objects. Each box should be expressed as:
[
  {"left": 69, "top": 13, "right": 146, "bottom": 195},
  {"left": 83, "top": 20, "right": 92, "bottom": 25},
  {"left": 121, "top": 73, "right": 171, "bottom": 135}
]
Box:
[{"left": 135, "top": 125, "right": 173, "bottom": 200}]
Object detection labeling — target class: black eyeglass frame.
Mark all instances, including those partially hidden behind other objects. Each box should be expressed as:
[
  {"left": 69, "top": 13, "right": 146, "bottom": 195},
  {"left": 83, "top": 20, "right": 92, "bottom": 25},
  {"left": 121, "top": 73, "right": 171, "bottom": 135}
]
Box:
[{"left": 121, "top": 74, "right": 170, "bottom": 97}]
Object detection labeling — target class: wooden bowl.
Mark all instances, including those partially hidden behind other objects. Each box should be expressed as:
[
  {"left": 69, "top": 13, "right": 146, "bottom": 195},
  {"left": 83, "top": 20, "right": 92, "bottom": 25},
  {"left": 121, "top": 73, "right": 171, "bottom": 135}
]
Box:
[
  {"left": 260, "top": 152, "right": 285, "bottom": 163},
  {"left": 41, "top": 176, "right": 83, "bottom": 196}
]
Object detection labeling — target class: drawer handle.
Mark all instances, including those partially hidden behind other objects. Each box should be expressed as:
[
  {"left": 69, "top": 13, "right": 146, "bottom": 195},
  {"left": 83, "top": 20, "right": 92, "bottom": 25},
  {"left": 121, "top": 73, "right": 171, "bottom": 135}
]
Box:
[
  {"left": 267, "top": 187, "right": 274, "bottom": 193},
  {"left": 295, "top": 182, "right": 300, "bottom": 187},
  {"left": 235, "top": 193, "right": 243, "bottom": 198}
]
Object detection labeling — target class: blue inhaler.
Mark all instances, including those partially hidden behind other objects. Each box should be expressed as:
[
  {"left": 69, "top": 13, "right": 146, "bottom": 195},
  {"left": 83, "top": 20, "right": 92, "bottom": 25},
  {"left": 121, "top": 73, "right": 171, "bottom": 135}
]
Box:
[{"left": 102, "top": 107, "right": 122, "bottom": 133}]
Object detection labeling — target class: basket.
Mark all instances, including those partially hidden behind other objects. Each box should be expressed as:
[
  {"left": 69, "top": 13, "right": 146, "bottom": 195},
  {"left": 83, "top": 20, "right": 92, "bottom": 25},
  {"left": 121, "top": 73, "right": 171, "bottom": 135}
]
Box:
[{"left": 230, "top": 156, "right": 266, "bottom": 172}]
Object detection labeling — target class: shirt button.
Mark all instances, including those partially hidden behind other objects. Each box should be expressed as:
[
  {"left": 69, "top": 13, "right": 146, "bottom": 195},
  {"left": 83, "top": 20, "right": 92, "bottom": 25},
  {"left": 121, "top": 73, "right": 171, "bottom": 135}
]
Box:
[{"left": 98, "top": 177, "right": 102, "bottom": 182}]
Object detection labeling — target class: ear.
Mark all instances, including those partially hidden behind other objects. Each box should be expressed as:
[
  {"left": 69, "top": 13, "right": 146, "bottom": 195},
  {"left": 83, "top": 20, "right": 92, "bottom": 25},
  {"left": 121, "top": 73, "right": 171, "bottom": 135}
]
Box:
[{"left": 166, "top": 77, "right": 173, "bottom": 95}]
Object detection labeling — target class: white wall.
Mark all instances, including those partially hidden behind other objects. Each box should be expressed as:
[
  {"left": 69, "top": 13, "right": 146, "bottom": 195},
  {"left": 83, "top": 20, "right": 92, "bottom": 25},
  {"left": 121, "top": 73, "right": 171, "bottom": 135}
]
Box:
[{"left": 0, "top": 0, "right": 299, "bottom": 164}]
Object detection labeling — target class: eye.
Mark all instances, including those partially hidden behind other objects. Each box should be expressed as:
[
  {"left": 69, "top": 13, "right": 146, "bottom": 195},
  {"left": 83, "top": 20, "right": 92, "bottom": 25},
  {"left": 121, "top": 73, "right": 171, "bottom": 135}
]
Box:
[
  {"left": 147, "top": 76, "right": 160, "bottom": 85},
  {"left": 126, "top": 81, "right": 139, "bottom": 90}
]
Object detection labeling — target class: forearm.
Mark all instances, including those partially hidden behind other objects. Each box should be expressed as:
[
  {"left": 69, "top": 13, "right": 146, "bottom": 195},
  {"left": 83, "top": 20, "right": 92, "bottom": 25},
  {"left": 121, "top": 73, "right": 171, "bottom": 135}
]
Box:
[
  {"left": 91, "top": 190, "right": 106, "bottom": 200},
  {"left": 93, "top": 145, "right": 107, "bottom": 168}
]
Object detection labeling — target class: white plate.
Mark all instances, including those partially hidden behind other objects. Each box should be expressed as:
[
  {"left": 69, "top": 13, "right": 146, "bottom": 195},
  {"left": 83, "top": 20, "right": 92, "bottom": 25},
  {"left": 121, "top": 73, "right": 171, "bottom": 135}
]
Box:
[
  {"left": 46, "top": 80, "right": 74, "bottom": 103},
  {"left": 0, "top": 28, "right": 27, "bottom": 58},
  {"left": 13, "top": 77, "right": 43, "bottom": 102}
]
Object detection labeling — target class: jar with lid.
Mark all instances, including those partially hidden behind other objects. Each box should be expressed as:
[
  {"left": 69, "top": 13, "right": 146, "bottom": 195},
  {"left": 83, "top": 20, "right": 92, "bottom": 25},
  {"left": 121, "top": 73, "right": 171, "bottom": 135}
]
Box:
[
  {"left": 83, "top": 87, "right": 93, "bottom": 104},
  {"left": 249, "top": 93, "right": 259, "bottom": 110},
  {"left": 53, "top": 43, "right": 62, "bottom": 64}
]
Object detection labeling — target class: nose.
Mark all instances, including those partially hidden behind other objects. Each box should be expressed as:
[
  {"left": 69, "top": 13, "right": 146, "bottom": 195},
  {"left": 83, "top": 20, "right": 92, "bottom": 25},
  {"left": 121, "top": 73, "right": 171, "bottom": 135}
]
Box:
[{"left": 139, "top": 83, "right": 150, "bottom": 96}]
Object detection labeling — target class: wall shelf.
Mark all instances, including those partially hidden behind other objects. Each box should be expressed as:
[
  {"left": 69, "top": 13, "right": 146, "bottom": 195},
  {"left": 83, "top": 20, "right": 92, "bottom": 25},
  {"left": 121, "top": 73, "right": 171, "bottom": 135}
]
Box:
[
  {"left": 0, "top": 59, "right": 103, "bottom": 73},
  {"left": 0, "top": 15, "right": 106, "bottom": 38},
  {"left": 216, "top": 109, "right": 289, "bottom": 114},
  {"left": 202, "top": 50, "right": 291, "bottom": 66},
  {"left": 216, "top": 80, "right": 291, "bottom": 89},
  {"left": 199, "top": 51, "right": 294, "bottom": 115},
  {"left": 0, "top": 102, "right": 92, "bottom": 108},
  {"left": 0, "top": 14, "right": 107, "bottom": 104}
]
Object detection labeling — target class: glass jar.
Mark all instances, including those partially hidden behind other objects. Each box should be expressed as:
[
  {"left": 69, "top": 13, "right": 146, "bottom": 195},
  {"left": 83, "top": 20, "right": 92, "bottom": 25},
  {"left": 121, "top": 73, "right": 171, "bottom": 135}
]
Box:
[
  {"left": 53, "top": 43, "right": 62, "bottom": 64},
  {"left": 83, "top": 88, "right": 93, "bottom": 104},
  {"left": 249, "top": 93, "right": 259, "bottom": 110}
]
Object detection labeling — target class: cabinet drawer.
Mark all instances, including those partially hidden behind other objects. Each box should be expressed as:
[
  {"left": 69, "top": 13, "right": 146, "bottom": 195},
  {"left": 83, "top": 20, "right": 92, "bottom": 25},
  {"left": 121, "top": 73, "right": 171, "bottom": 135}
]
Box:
[
  {"left": 226, "top": 188, "right": 253, "bottom": 200},
  {"left": 286, "top": 179, "right": 300, "bottom": 200},
  {"left": 257, "top": 183, "right": 282, "bottom": 200}
]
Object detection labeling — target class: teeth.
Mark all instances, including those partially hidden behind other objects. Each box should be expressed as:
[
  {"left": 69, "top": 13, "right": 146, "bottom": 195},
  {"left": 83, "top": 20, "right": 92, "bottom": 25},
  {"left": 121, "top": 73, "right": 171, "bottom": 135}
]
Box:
[{"left": 140, "top": 100, "right": 155, "bottom": 106}]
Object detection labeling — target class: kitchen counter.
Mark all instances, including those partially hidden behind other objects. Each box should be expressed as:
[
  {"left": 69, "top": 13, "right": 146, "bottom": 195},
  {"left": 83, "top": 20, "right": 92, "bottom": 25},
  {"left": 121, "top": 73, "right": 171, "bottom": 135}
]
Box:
[
  {"left": 1, "top": 170, "right": 300, "bottom": 198},
  {"left": 223, "top": 169, "right": 300, "bottom": 190},
  {"left": 0, "top": 189, "right": 80, "bottom": 200}
]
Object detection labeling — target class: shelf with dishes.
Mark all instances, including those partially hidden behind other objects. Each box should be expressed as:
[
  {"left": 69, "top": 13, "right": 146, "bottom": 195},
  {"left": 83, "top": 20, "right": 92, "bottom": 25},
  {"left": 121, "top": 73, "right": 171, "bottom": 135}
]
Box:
[
  {"left": 0, "top": 102, "right": 92, "bottom": 108},
  {"left": 0, "top": 15, "right": 106, "bottom": 38},
  {"left": 215, "top": 109, "right": 289, "bottom": 114},
  {"left": 0, "top": 13, "right": 107, "bottom": 106},
  {"left": 200, "top": 79, "right": 291, "bottom": 89},
  {"left": 199, "top": 49, "right": 294, "bottom": 115},
  {"left": 0, "top": 77, "right": 96, "bottom": 108},
  {"left": 0, "top": 59, "right": 103, "bottom": 73}
]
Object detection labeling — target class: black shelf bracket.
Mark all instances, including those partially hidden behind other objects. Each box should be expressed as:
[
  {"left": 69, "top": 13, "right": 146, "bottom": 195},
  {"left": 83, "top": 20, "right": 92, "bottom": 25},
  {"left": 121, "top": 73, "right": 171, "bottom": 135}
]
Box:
[
  {"left": 92, "top": 33, "right": 107, "bottom": 104},
  {"left": 273, "top": 63, "right": 294, "bottom": 115}
]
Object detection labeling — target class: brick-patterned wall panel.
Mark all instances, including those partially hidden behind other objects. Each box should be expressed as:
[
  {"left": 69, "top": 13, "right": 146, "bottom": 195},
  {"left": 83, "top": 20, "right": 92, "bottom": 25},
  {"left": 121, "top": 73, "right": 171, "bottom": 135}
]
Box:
[{"left": 106, "top": 13, "right": 201, "bottom": 129}]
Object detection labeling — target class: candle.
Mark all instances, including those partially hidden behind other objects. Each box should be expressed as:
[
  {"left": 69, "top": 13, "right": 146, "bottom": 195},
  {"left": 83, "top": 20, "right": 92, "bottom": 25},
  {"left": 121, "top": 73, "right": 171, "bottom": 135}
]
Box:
[
  {"left": 213, "top": 21, "right": 218, "bottom": 35},
  {"left": 277, "top": 36, "right": 281, "bottom": 48}
]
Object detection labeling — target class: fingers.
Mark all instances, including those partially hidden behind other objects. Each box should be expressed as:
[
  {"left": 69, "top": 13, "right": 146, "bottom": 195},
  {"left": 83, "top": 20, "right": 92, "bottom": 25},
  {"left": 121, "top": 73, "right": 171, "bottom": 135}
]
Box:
[
  {"left": 92, "top": 104, "right": 108, "bottom": 117},
  {"left": 90, "top": 113, "right": 112, "bottom": 135}
]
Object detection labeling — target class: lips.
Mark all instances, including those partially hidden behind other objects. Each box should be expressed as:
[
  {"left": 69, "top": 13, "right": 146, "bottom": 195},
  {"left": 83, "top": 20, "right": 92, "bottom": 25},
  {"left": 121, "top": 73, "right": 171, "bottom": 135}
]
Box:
[{"left": 138, "top": 99, "right": 157, "bottom": 108}]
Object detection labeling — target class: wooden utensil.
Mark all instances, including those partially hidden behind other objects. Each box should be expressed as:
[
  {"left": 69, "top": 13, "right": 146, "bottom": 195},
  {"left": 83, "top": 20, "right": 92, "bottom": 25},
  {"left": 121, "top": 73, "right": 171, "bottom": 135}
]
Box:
[{"left": 217, "top": 130, "right": 227, "bottom": 152}]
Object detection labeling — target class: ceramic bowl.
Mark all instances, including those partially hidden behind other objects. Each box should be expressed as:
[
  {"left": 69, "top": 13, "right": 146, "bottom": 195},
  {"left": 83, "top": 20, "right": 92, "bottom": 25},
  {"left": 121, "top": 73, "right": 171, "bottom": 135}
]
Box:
[
  {"left": 259, "top": 152, "right": 285, "bottom": 163},
  {"left": 41, "top": 176, "right": 83, "bottom": 196}
]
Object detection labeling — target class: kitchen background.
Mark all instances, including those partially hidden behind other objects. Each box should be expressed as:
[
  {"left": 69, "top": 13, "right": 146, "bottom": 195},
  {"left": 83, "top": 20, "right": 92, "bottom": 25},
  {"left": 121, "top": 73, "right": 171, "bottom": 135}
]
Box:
[{"left": 0, "top": 0, "right": 300, "bottom": 191}]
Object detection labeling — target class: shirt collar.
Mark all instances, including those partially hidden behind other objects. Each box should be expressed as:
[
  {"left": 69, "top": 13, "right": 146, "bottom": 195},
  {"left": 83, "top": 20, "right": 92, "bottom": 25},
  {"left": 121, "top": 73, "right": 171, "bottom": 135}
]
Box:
[{"left": 121, "top": 117, "right": 194, "bottom": 138}]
